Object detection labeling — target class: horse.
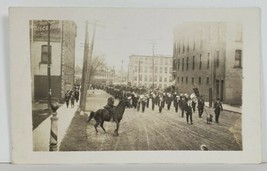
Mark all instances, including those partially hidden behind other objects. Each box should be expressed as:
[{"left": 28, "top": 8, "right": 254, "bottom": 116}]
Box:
[{"left": 86, "top": 98, "right": 132, "bottom": 136}]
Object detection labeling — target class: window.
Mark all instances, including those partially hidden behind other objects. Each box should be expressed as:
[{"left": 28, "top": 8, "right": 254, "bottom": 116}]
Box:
[
  {"left": 165, "top": 59, "right": 168, "bottom": 65},
  {"left": 207, "top": 53, "right": 210, "bottom": 69},
  {"left": 144, "top": 66, "right": 147, "bottom": 73},
  {"left": 182, "top": 58, "right": 184, "bottom": 71},
  {"left": 182, "top": 77, "right": 184, "bottom": 84},
  {"left": 198, "top": 77, "right": 201, "bottom": 85},
  {"left": 216, "top": 51, "right": 220, "bottom": 67},
  {"left": 41, "top": 45, "right": 52, "bottom": 64},
  {"left": 186, "top": 77, "right": 188, "bottom": 84},
  {"left": 154, "top": 76, "right": 157, "bottom": 81},
  {"left": 160, "top": 67, "right": 163, "bottom": 73},
  {"left": 192, "top": 77, "right": 194, "bottom": 85},
  {"left": 186, "top": 57, "right": 189, "bottom": 71},
  {"left": 192, "top": 56, "right": 195, "bottom": 70},
  {"left": 178, "top": 59, "right": 180, "bottom": 70},
  {"left": 169, "top": 67, "right": 172, "bottom": 74},
  {"left": 165, "top": 67, "right": 168, "bottom": 74},
  {"left": 177, "top": 77, "right": 180, "bottom": 83},
  {"left": 199, "top": 54, "right": 202, "bottom": 70},
  {"left": 169, "top": 76, "right": 172, "bottom": 82},
  {"left": 183, "top": 42, "right": 185, "bottom": 53},
  {"left": 164, "top": 77, "right": 167, "bottom": 82},
  {"left": 154, "top": 66, "right": 158, "bottom": 73},
  {"left": 134, "top": 76, "right": 137, "bottom": 81},
  {"left": 206, "top": 77, "right": 209, "bottom": 84},
  {"left": 140, "top": 75, "right": 142, "bottom": 81},
  {"left": 178, "top": 43, "right": 181, "bottom": 54},
  {"left": 145, "top": 75, "right": 147, "bottom": 81},
  {"left": 134, "top": 66, "right": 137, "bottom": 72},
  {"left": 235, "top": 50, "right": 242, "bottom": 68}
]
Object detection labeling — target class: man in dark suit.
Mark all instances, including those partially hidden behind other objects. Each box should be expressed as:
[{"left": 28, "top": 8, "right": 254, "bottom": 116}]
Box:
[
  {"left": 198, "top": 96, "right": 205, "bottom": 118},
  {"left": 214, "top": 98, "right": 223, "bottom": 123}
]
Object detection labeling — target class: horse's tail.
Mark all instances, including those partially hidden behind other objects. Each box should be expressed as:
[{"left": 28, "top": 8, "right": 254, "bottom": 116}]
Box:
[{"left": 87, "top": 111, "right": 95, "bottom": 123}]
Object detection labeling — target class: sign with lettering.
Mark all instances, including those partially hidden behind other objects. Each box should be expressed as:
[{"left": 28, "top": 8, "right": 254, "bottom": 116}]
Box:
[{"left": 32, "top": 20, "right": 61, "bottom": 42}]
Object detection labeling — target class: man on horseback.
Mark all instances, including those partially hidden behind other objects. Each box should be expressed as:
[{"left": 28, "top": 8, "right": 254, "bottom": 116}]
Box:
[{"left": 104, "top": 97, "right": 115, "bottom": 121}]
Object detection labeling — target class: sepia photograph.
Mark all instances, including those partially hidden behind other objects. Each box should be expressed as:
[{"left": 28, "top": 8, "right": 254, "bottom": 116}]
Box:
[{"left": 10, "top": 7, "right": 261, "bottom": 163}]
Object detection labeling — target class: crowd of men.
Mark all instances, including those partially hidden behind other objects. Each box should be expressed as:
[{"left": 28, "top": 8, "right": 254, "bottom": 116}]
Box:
[
  {"left": 92, "top": 84, "right": 223, "bottom": 124},
  {"left": 64, "top": 86, "right": 80, "bottom": 108}
]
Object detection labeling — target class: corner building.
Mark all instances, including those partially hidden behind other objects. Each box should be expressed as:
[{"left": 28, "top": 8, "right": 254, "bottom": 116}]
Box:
[
  {"left": 30, "top": 20, "right": 77, "bottom": 102},
  {"left": 172, "top": 22, "right": 242, "bottom": 105}
]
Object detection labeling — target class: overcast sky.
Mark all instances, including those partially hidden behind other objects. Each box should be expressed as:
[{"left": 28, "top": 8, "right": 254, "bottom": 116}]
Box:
[{"left": 74, "top": 9, "right": 182, "bottom": 71}]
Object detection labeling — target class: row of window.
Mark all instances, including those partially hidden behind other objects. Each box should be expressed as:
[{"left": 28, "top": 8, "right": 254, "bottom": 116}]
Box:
[
  {"left": 173, "top": 49, "right": 242, "bottom": 71},
  {"left": 177, "top": 76, "right": 209, "bottom": 85},
  {"left": 133, "top": 57, "right": 172, "bottom": 65},
  {"left": 132, "top": 83, "right": 169, "bottom": 89},
  {"left": 133, "top": 66, "right": 172, "bottom": 74},
  {"left": 134, "top": 76, "right": 172, "bottom": 82}
]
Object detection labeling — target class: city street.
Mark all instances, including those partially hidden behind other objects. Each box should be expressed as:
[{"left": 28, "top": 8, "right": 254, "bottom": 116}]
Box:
[{"left": 60, "top": 89, "right": 242, "bottom": 151}]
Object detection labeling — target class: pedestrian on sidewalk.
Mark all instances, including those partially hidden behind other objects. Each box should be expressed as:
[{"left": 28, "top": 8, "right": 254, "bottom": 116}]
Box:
[
  {"left": 214, "top": 98, "right": 223, "bottom": 123},
  {"left": 70, "top": 91, "right": 75, "bottom": 108},
  {"left": 74, "top": 87, "right": 80, "bottom": 103},
  {"left": 64, "top": 90, "right": 71, "bottom": 108}
]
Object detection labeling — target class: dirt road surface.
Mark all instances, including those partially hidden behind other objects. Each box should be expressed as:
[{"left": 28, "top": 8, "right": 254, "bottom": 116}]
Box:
[{"left": 60, "top": 89, "right": 241, "bottom": 151}]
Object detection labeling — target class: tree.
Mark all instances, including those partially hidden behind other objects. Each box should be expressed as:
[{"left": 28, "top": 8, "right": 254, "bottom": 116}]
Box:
[{"left": 87, "top": 55, "right": 106, "bottom": 84}]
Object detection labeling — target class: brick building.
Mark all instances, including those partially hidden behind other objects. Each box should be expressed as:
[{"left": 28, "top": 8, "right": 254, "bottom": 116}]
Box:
[
  {"left": 128, "top": 55, "right": 173, "bottom": 89},
  {"left": 30, "top": 20, "right": 77, "bottom": 102},
  {"left": 173, "top": 22, "right": 242, "bottom": 105}
]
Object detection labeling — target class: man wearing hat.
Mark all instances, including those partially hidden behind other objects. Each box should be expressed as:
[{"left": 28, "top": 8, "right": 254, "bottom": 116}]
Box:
[
  {"left": 104, "top": 97, "right": 115, "bottom": 120},
  {"left": 214, "top": 98, "right": 223, "bottom": 123}
]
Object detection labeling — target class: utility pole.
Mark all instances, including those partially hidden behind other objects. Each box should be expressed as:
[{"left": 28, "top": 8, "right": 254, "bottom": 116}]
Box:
[
  {"left": 80, "top": 21, "right": 104, "bottom": 115},
  {"left": 47, "top": 21, "right": 52, "bottom": 109},
  {"left": 79, "top": 21, "right": 89, "bottom": 114},
  {"left": 150, "top": 40, "right": 157, "bottom": 90},
  {"left": 121, "top": 60, "right": 123, "bottom": 84}
]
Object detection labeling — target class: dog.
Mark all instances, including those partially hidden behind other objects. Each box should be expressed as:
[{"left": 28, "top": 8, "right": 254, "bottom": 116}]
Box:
[{"left": 206, "top": 114, "right": 213, "bottom": 124}]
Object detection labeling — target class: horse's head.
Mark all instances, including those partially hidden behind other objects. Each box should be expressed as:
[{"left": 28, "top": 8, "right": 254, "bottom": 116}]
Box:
[{"left": 121, "top": 96, "right": 132, "bottom": 108}]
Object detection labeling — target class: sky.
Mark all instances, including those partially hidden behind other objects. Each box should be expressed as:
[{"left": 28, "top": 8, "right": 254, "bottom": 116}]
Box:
[{"left": 73, "top": 9, "right": 181, "bottom": 71}]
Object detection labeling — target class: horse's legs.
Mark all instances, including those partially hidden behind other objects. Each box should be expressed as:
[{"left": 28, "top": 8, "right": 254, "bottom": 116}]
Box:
[
  {"left": 100, "top": 121, "right": 106, "bottom": 133},
  {"left": 114, "top": 120, "right": 120, "bottom": 136},
  {"left": 94, "top": 121, "right": 100, "bottom": 134}
]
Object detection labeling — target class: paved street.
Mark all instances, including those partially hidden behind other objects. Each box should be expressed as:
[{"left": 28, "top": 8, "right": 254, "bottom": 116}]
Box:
[{"left": 60, "top": 89, "right": 241, "bottom": 151}]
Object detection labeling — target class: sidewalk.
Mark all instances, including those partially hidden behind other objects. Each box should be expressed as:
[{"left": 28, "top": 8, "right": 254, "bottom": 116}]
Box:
[
  {"left": 204, "top": 102, "right": 242, "bottom": 114},
  {"left": 32, "top": 102, "right": 79, "bottom": 151}
]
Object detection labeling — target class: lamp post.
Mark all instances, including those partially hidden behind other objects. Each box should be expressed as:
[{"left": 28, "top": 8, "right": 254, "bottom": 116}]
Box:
[{"left": 47, "top": 21, "right": 52, "bottom": 109}]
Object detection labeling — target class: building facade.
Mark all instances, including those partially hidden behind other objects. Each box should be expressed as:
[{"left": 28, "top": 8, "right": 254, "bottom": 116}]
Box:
[
  {"left": 128, "top": 55, "right": 173, "bottom": 89},
  {"left": 173, "top": 22, "right": 242, "bottom": 105},
  {"left": 30, "top": 20, "right": 77, "bottom": 102}
]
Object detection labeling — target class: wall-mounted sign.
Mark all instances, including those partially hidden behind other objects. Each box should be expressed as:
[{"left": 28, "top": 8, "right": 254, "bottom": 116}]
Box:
[{"left": 32, "top": 20, "right": 61, "bottom": 42}]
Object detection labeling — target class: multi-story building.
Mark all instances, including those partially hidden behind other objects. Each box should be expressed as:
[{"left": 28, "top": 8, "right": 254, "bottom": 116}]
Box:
[
  {"left": 30, "top": 20, "right": 77, "bottom": 102},
  {"left": 172, "top": 22, "right": 242, "bottom": 105},
  {"left": 128, "top": 55, "right": 173, "bottom": 89}
]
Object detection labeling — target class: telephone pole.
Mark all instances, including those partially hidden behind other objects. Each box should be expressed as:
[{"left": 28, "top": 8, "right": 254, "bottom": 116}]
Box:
[
  {"left": 79, "top": 21, "right": 89, "bottom": 114},
  {"left": 150, "top": 40, "right": 157, "bottom": 89},
  {"left": 80, "top": 21, "right": 104, "bottom": 115}
]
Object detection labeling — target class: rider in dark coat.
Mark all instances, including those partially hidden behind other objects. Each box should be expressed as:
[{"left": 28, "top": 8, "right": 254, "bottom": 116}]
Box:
[{"left": 104, "top": 97, "right": 115, "bottom": 120}]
